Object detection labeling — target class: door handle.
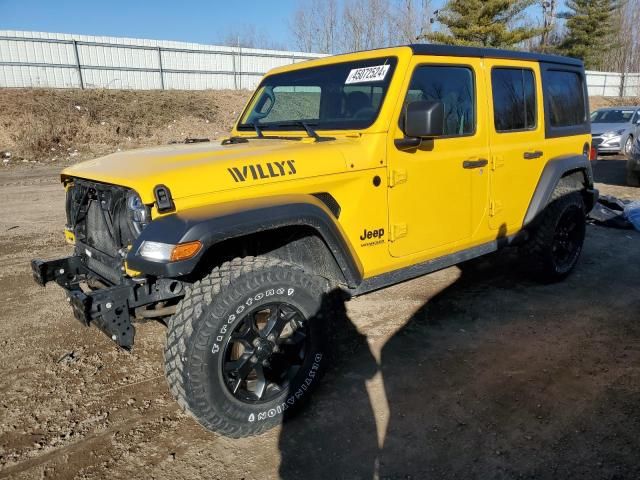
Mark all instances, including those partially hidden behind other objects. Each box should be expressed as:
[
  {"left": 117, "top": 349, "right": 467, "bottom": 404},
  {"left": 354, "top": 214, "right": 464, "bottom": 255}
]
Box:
[
  {"left": 463, "top": 158, "right": 488, "bottom": 169},
  {"left": 524, "top": 150, "right": 543, "bottom": 160}
]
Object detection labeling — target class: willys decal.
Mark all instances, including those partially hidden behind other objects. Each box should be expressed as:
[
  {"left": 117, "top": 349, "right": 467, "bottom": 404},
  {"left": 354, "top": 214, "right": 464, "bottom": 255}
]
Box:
[{"left": 228, "top": 160, "right": 297, "bottom": 183}]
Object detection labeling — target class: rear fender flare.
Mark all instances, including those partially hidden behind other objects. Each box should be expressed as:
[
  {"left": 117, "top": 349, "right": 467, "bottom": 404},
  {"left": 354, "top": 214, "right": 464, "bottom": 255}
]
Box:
[{"left": 523, "top": 154, "right": 597, "bottom": 226}]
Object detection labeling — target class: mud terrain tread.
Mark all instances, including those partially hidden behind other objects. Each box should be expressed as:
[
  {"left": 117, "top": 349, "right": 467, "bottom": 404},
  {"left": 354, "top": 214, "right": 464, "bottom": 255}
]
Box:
[
  {"left": 164, "top": 256, "right": 304, "bottom": 438},
  {"left": 524, "top": 190, "right": 585, "bottom": 282}
]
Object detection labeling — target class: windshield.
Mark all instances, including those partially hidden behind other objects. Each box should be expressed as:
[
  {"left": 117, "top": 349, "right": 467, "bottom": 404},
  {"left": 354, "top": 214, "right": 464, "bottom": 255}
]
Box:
[
  {"left": 590, "top": 109, "right": 636, "bottom": 123},
  {"left": 238, "top": 57, "right": 398, "bottom": 132}
]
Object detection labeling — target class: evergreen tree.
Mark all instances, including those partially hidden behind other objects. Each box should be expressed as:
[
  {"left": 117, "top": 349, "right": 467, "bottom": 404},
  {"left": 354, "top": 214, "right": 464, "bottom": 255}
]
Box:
[
  {"left": 424, "top": 0, "right": 542, "bottom": 48},
  {"left": 559, "top": 0, "right": 620, "bottom": 70}
]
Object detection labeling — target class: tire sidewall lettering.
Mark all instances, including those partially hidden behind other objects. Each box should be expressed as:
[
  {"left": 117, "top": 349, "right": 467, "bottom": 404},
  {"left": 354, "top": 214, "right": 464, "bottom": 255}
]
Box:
[
  {"left": 211, "top": 286, "right": 296, "bottom": 355},
  {"left": 247, "top": 352, "right": 323, "bottom": 423}
]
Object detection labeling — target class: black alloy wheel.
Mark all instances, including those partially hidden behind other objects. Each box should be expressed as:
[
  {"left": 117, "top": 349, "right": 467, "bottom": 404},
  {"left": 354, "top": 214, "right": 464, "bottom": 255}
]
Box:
[
  {"left": 222, "top": 302, "right": 309, "bottom": 404},
  {"left": 551, "top": 206, "right": 585, "bottom": 272}
]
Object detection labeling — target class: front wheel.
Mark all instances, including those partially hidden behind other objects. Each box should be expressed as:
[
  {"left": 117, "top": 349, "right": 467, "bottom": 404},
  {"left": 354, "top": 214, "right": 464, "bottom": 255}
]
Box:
[
  {"left": 523, "top": 192, "right": 586, "bottom": 283},
  {"left": 624, "top": 136, "right": 634, "bottom": 158},
  {"left": 164, "top": 256, "right": 330, "bottom": 438}
]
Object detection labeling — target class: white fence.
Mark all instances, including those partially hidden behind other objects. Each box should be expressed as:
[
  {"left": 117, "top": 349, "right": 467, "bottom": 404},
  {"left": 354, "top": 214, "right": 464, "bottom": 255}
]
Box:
[
  {"left": 0, "top": 30, "right": 325, "bottom": 91},
  {"left": 586, "top": 70, "right": 640, "bottom": 97},
  {"left": 1, "top": 30, "right": 639, "bottom": 96}
]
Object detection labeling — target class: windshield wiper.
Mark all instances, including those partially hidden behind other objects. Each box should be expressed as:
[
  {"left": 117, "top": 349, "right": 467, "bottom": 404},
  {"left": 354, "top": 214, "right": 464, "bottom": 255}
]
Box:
[
  {"left": 252, "top": 122, "right": 264, "bottom": 138},
  {"left": 299, "top": 121, "right": 319, "bottom": 141},
  {"left": 268, "top": 121, "right": 334, "bottom": 142}
]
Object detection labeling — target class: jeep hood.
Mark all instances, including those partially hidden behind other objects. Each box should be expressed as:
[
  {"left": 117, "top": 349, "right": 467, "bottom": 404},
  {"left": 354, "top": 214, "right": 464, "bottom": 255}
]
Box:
[{"left": 62, "top": 139, "right": 351, "bottom": 203}]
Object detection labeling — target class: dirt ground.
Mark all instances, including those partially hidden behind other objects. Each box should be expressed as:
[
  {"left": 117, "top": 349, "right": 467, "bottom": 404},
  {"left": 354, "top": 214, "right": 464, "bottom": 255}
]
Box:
[{"left": 0, "top": 156, "right": 639, "bottom": 480}]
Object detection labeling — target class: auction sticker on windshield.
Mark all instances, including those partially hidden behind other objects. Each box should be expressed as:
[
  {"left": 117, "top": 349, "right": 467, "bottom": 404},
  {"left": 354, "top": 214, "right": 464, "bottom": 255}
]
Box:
[{"left": 345, "top": 64, "right": 390, "bottom": 84}]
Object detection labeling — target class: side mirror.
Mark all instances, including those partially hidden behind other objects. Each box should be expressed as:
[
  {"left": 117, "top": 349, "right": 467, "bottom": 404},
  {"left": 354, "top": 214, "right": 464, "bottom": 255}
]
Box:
[{"left": 396, "top": 101, "right": 445, "bottom": 149}]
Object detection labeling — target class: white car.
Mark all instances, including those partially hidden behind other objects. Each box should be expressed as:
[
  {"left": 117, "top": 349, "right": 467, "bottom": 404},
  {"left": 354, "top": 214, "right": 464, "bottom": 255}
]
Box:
[{"left": 591, "top": 107, "right": 640, "bottom": 157}]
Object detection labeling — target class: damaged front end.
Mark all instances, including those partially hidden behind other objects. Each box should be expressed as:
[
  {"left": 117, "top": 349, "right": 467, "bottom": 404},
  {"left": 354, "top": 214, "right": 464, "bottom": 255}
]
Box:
[{"left": 32, "top": 178, "right": 185, "bottom": 350}]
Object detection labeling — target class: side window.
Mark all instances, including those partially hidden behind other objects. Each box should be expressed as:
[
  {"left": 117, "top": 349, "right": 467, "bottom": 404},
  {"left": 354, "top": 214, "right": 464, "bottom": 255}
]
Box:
[
  {"left": 404, "top": 65, "right": 475, "bottom": 136},
  {"left": 544, "top": 70, "right": 587, "bottom": 128},
  {"left": 491, "top": 68, "right": 536, "bottom": 132},
  {"left": 633, "top": 110, "right": 640, "bottom": 124}
]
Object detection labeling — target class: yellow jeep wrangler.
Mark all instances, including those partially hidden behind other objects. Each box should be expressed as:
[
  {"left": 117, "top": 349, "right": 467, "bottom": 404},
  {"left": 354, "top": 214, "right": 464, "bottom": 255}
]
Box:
[{"left": 32, "top": 44, "right": 597, "bottom": 437}]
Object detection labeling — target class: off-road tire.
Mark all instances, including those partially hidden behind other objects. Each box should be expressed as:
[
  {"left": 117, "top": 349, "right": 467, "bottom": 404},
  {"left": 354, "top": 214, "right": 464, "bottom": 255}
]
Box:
[
  {"left": 524, "top": 191, "right": 586, "bottom": 283},
  {"left": 627, "top": 167, "right": 640, "bottom": 187},
  {"left": 164, "top": 256, "right": 330, "bottom": 438}
]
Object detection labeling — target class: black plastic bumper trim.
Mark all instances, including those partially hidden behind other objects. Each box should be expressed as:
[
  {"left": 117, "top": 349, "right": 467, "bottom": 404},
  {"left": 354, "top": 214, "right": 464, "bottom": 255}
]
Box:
[{"left": 31, "top": 256, "right": 186, "bottom": 350}]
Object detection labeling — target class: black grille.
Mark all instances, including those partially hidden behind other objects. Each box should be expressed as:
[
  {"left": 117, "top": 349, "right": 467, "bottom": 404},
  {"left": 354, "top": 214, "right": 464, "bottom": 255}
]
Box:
[
  {"left": 66, "top": 180, "right": 139, "bottom": 258},
  {"left": 85, "top": 199, "right": 120, "bottom": 257},
  {"left": 66, "top": 180, "right": 142, "bottom": 285}
]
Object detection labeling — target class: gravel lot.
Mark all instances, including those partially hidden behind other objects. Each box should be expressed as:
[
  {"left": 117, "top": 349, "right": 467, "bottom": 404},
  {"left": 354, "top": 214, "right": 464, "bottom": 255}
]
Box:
[{"left": 0, "top": 156, "right": 638, "bottom": 479}]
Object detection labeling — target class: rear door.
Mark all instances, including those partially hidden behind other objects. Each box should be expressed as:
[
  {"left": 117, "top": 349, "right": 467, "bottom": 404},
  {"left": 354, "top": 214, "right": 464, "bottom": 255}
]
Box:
[{"left": 485, "top": 60, "right": 546, "bottom": 232}]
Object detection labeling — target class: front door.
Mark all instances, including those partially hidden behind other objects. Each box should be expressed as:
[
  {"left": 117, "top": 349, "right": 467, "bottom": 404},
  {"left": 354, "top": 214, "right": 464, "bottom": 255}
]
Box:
[{"left": 387, "top": 58, "right": 490, "bottom": 258}]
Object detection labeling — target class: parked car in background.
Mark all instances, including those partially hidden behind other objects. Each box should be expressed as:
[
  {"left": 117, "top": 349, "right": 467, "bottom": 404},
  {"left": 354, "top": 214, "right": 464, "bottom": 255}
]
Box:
[
  {"left": 591, "top": 107, "right": 640, "bottom": 157},
  {"left": 627, "top": 136, "right": 640, "bottom": 186}
]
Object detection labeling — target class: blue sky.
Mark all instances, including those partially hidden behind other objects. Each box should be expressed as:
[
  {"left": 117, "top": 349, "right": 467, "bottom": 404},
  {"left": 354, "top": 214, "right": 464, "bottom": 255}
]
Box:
[
  {"left": 1, "top": 0, "right": 558, "bottom": 49},
  {"left": 0, "top": 0, "right": 451, "bottom": 48}
]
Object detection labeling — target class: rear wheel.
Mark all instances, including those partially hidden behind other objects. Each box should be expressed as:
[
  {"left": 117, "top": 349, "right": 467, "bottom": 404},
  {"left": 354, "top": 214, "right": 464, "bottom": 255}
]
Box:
[
  {"left": 164, "top": 256, "right": 330, "bottom": 438},
  {"left": 524, "top": 192, "right": 586, "bottom": 283},
  {"left": 627, "top": 163, "right": 640, "bottom": 187}
]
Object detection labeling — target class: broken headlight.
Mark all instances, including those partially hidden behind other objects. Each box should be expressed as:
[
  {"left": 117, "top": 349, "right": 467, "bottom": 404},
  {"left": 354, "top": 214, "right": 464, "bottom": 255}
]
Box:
[{"left": 126, "top": 191, "right": 150, "bottom": 236}]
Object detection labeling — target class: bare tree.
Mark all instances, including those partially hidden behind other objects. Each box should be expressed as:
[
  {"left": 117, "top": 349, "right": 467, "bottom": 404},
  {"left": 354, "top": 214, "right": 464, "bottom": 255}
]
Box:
[
  {"left": 289, "top": 0, "right": 339, "bottom": 53},
  {"left": 220, "top": 24, "right": 286, "bottom": 50},
  {"left": 290, "top": 8, "right": 315, "bottom": 52},
  {"left": 540, "top": 0, "right": 558, "bottom": 51},
  {"left": 609, "top": 0, "right": 640, "bottom": 73},
  {"left": 389, "top": 0, "right": 433, "bottom": 44},
  {"left": 342, "top": 0, "right": 402, "bottom": 51},
  {"left": 290, "top": 0, "right": 433, "bottom": 53}
]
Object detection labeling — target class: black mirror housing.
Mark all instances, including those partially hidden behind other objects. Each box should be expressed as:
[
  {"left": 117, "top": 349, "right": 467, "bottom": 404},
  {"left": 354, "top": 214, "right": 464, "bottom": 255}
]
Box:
[{"left": 404, "top": 101, "right": 445, "bottom": 138}]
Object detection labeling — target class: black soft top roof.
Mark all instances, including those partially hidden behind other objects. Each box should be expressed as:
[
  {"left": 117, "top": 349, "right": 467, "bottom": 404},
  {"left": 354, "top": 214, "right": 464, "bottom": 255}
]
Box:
[{"left": 409, "top": 44, "right": 583, "bottom": 67}]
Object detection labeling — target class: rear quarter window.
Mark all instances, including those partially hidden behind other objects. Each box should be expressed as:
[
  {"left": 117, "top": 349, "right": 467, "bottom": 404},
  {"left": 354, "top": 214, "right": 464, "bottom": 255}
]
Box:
[
  {"left": 546, "top": 71, "right": 586, "bottom": 127},
  {"left": 540, "top": 64, "right": 590, "bottom": 138}
]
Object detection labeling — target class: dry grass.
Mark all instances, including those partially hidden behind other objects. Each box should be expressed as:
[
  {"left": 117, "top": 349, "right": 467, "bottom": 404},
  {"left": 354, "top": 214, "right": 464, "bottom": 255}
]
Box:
[
  {"left": 0, "top": 89, "right": 250, "bottom": 163},
  {"left": 590, "top": 96, "right": 640, "bottom": 109},
  {"left": 1, "top": 89, "right": 639, "bottom": 165}
]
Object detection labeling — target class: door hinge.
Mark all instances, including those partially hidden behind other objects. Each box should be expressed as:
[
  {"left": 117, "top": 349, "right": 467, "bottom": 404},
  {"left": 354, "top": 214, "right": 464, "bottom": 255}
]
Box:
[
  {"left": 491, "top": 155, "right": 505, "bottom": 171},
  {"left": 390, "top": 223, "right": 408, "bottom": 241},
  {"left": 389, "top": 169, "right": 407, "bottom": 187},
  {"left": 490, "top": 200, "right": 503, "bottom": 217}
]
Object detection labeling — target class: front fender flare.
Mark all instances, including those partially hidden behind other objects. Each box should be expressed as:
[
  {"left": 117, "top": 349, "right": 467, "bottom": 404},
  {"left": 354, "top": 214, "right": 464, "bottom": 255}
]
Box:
[{"left": 126, "top": 194, "right": 363, "bottom": 287}]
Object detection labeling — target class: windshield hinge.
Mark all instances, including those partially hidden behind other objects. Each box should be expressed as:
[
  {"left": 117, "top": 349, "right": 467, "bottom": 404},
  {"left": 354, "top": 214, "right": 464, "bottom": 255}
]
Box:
[
  {"left": 489, "top": 200, "right": 503, "bottom": 217},
  {"left": 390, "top": 223, "right": 408, "bottom": 242},
  {"left": 491, "top": 155, "right": 505, "bottom": 171},
  {"left": 389, "top": 169, "right": 407, "bottom": 187}
]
